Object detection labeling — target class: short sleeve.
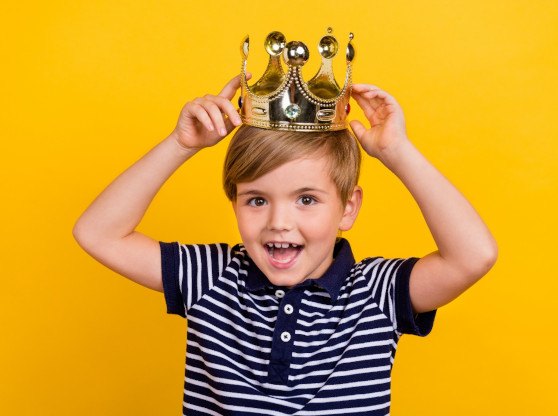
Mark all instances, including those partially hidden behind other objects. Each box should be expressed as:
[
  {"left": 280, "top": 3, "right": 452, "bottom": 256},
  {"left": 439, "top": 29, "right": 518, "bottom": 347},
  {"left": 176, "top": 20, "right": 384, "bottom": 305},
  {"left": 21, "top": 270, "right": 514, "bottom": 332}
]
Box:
[
  {"left": 159, "top": 242, "right": 232, "bottom": 318},
  {"left": 393, "top": 257, "right": 436, "bottom": 336}
]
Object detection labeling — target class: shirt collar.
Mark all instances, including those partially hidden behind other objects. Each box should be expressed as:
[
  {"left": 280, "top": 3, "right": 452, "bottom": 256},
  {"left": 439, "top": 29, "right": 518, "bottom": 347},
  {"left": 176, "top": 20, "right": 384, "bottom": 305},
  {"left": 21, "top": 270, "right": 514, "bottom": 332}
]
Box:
[{"left": 244, "top": 238, "right": 356, "bottom": 302}]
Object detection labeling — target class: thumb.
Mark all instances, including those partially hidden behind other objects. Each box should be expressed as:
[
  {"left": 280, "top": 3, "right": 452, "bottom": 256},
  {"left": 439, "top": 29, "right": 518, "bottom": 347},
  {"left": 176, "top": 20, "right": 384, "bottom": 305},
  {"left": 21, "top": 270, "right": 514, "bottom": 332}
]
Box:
[{"left": 349, "top": 120, "right": 367, "bottom": 143}]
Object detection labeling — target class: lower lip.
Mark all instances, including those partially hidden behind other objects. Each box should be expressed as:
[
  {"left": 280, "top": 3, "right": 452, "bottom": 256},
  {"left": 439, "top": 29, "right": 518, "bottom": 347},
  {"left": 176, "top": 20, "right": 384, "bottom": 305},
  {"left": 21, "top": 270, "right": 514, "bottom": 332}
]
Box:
[{"left": 266, "top": 247, "right": 302, "bottom": 269}]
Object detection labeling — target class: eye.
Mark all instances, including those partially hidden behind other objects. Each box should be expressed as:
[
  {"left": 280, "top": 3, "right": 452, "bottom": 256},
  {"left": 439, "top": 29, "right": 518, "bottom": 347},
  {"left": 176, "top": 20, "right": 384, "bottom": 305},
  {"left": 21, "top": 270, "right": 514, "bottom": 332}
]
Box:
[
  {"left": 247, "top": 197, "right": 267, "bottom": 207},
  {"left": 297, "top": 195, "right": 317, "bottom": 206}
]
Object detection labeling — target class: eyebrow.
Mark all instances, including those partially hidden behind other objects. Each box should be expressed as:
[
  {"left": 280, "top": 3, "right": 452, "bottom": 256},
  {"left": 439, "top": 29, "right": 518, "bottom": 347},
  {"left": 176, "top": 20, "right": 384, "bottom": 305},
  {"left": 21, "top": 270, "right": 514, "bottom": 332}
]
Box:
[{"left": 236, "top": 187, "right": 327, "bottom": 198}]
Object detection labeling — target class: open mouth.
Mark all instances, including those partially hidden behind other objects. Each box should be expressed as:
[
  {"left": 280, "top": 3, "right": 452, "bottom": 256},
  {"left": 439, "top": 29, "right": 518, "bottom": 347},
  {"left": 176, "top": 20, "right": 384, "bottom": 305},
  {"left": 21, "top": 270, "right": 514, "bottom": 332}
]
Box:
[{"left": 265, "top": 242, "right": 303, "bottom": 265}]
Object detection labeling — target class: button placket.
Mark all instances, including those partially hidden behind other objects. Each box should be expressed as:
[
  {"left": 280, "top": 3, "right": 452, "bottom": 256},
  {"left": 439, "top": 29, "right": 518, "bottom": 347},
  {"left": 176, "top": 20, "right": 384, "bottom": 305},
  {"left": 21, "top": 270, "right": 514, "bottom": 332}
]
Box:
[{"left": 267, "top": 288, "right": 300, "bottom": 384}]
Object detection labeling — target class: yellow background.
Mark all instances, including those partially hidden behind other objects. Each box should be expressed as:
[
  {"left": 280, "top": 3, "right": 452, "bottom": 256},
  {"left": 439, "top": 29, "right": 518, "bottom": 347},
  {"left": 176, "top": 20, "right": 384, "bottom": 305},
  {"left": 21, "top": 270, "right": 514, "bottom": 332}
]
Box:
[{"left": 1, "top": 0, "right": 557, "bottom": 414}]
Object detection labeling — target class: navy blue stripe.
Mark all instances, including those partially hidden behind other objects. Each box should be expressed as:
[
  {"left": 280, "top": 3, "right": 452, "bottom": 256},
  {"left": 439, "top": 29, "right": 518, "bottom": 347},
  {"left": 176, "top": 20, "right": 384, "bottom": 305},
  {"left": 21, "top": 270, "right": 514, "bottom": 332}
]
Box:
[
  {"left": 159, "top": 241, "right": 185, "bottom": 317},
  {"left": 394, "top": 257, "right": 436, "bottom": 335}
]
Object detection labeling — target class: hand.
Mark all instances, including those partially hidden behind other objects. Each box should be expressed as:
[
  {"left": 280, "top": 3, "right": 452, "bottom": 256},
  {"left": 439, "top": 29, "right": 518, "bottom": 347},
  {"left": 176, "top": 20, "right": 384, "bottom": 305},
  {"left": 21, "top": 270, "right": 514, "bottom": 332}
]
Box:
[
  {"left": 172, "top": 74, "right": 251, "bottom": 151},
  {"left": 349, "top": 84, "right": 409, "bottom": 159}
]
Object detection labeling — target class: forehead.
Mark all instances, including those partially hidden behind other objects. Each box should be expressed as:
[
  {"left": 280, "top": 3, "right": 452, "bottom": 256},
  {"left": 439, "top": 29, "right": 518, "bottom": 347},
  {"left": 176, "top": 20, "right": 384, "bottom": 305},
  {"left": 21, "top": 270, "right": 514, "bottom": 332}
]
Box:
[{"left": 236, "top": 156, "right": 336, "bottom": 192}]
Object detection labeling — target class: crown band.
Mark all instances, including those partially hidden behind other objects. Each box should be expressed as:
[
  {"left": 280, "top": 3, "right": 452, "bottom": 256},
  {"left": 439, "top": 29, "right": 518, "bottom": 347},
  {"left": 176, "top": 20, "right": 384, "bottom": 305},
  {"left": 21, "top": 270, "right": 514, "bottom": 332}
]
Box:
[{"left": 238, "top": 28, "right": 354, "bottom": 132}]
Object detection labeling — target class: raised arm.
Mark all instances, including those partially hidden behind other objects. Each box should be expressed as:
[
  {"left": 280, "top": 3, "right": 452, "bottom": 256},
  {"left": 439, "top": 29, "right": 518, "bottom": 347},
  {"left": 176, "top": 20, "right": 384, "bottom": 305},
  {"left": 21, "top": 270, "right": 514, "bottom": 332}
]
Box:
[
  {"left": 350, "top": 84, "right": 498, "bottom": 313},
  {"left": 72, "top": 75, "right": 245, "bottom": 291}
]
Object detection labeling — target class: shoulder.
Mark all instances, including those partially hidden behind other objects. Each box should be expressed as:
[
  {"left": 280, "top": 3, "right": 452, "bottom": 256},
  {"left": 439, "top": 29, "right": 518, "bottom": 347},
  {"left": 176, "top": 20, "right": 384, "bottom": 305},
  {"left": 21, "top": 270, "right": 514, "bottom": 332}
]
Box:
[{"left": 351, "top": 256, "right": 418, "bottom": 294}]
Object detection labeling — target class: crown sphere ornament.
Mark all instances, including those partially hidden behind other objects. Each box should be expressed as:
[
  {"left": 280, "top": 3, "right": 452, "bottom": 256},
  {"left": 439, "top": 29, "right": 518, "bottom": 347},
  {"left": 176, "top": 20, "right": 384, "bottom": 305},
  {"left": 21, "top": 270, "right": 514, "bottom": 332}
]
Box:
[{"left": 238, "top": 28, "right": 354, "bottom": 132}]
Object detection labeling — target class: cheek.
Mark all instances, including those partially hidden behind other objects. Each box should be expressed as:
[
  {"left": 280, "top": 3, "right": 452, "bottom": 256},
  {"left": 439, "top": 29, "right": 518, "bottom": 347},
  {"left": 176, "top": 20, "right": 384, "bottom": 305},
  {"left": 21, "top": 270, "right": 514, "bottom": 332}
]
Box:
[
  {"left": 301, "top": 209, "right": 343, "bottom": 233},
  {"left": 235, "top": 210, "right": 260, "bottom": 238}
]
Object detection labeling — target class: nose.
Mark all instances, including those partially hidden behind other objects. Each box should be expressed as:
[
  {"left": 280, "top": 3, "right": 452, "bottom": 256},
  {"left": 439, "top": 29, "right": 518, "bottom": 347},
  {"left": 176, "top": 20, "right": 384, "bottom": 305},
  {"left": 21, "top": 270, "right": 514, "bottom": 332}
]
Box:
[{"left": 267, "top": 203, "right": 293, "bottom": 232}]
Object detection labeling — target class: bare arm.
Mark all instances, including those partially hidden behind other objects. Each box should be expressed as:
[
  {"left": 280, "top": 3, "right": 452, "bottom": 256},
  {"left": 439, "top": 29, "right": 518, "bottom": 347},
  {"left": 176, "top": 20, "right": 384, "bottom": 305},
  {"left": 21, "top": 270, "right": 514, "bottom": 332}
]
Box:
[
  {"left": 73, "top": 76, "right": 245, "bottom": 291},
  {"left": 350, "top": 84, "right": 498, "bottom": 313}
]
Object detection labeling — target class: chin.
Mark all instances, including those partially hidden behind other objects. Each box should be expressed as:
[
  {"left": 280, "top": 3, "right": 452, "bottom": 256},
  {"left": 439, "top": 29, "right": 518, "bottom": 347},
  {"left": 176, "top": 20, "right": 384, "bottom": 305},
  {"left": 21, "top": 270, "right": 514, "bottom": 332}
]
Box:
[{"left": 264, "top": 272, "right": 305, "bottom": 288}]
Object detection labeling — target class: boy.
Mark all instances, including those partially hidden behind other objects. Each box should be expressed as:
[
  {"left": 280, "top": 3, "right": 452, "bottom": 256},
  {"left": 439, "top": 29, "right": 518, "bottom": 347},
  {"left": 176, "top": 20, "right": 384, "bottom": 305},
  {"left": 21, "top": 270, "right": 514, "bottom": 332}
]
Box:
[{"left": 73, "top": 47, "right": 497, "bottom": 415}]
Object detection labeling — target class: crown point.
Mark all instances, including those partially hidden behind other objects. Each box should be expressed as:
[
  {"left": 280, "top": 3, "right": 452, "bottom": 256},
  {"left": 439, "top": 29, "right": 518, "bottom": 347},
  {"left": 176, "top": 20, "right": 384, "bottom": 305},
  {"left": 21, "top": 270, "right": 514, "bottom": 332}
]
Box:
[
  {"left": 349, "top": 32, "right": 354, "bottom": 41},
  {"left": 284, "top": 41, "right": 309, "bottom": 67},
  {"left": 327, "top": 27, "right": 333, "bottom": 34},
  {"left": 241, "top": 35, "right": 250, "bottom": 59},
  {"left": 265, "top": 31, "right": 286, "bottom": 56},
  {"left": 318, "top": 35, "right": 338, "bottom": 59},
  {"left": 346, "top": 42, "right": 355, "bottom": 62}
]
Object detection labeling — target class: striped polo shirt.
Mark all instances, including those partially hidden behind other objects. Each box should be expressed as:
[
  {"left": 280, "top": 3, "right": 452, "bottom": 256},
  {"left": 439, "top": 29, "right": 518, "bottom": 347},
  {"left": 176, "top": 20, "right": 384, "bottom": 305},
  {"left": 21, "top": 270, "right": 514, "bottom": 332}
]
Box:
[{"left": 160, "top": 238, "right": 436, "bottom": 415}]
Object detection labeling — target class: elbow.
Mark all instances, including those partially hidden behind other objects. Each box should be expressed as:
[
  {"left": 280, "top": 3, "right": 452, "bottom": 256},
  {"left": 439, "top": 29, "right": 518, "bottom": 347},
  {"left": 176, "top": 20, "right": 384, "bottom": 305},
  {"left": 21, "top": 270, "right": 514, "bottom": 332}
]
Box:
[
  {"left": 72, "top": 219, "right": 87, "bottom": 248},
  {"left": 470, "top": 238, "right": 499, "bottom": 282},
  {"left": 72, "top": 217, "right": 97, "bottom": 250}
]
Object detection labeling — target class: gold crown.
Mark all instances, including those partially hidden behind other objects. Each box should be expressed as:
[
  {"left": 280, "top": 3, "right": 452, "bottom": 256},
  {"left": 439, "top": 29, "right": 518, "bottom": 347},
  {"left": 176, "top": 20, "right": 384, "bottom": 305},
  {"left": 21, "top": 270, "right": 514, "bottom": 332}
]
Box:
[{"left": 238, "top": 28, "right": 355, "bottom": 132}]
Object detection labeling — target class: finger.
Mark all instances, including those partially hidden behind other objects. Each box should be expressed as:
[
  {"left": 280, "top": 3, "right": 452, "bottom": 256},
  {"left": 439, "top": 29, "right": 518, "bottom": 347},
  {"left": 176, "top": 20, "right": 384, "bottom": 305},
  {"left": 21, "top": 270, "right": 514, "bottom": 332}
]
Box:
[
  {"left": 196, "top": 98, "right": 228, "bottom": 136},
  {"left": 351, "top": 93, "right": 378, "bottom": 119},
  {"left": 349, "top": 119, "right": 367, "bottom": 142},
  {"left": 218, "top": 72, "right": 252, "bottom": 100},
  {"left": 185, "top": 103, "right": 215, "bottom": 132},
  {"left": 223, "top": 116, "right": 237, "bottom": 134},
  {"left": 352, "top": 89, "right": 393, "bottom": 115},
  {"left": 353, "top": 87, "right": 387, "bottom": 101},
  {"left": 352, "top": 83, "right": 382, "bottom": 92},
  {"left": 205, "top": 95, "right": 242, "bottom": 126}
]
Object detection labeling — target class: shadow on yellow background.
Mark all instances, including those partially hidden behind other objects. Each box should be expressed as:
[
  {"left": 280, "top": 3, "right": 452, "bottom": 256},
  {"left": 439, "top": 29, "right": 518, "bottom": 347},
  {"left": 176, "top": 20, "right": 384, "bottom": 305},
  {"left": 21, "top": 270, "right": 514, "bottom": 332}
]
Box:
[{"left": 1, "top": 0, "right": 556, "bottom": 414}]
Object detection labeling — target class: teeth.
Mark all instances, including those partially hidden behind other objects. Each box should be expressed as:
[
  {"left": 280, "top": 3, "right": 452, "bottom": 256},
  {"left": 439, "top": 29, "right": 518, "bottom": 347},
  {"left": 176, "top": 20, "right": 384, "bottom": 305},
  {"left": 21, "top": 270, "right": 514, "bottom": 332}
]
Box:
[{"left": 266, "top": 242, "right": 300, "bottom": 249}]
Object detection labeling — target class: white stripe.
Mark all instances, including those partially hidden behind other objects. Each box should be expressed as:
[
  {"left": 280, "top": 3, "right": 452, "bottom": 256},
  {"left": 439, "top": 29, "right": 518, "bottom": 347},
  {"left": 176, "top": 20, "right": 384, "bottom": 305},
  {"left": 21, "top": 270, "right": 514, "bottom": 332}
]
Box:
[
  {"left": 319, "top": 365, "right": 392, "bottom": 380},
  {"left": 296, "top": 304, "right": 385, "bottom": 334},
  {"left": 184, "top": 402, "right": 222, "bottom": 416},
  {"left": 185, "top": 391, "right": 296, "bottom": 416},
  {"left": 183, "top": 245, "right": 193, "bottom": 308},
  {"left": 308, "top": 388, "right": 390, "bottom": 404},
  {"left": 202, "top": 296, "right": 275, "bottom": 333},
  {"left": 289, "top": 361, "right": 391, "bottom": 381},
  {"left": 187, "top": 378, "right": 303, "bottom": 410},
  {"left": 211, "top": 285, "right": 279, "bottom": 322},
  {"left": 295, "top": 401, "right": 390, "bottom": 415},
  {"left": 298, "top": 296, "right": 380, "bottom": 326},
  {"left": 319, "top": 377, "right": 391, "bottom": 390},
  {"left": 187, "top": 349, "right": 268, "bottom": 377},
  {"left": 187, "top": 356, "right": 361, "bottom": 393},
  {"left": 187, "top": 365, "right": 312, "bottom": 400},
  {"left": 379, "top": 261, "right": 398, "bottom": 312},
  {"left": 296, "top": 312, "right": 387, "bottom": 337},
  {"left": 188, "top": 327, "right": 270, "bottom": 362},
  {"left": 293, "top": 339, "right": 392, "bottom": 359},
  {"left": 178, "top": 243, "right": 183, "bottom": 294},
  {"left": 205, "top": 245, "right": 213, "bottom": 289},
  {"left": 291, "top": 349, "right": 391, "bottom": 370},
  {"left": 194, "top": 245, "right": 203, "bottom": 302},
  {"left": 294, "top": 325, "right": 393, "bottom": 348},
  {"left": 188, "top": 312, "right": 273, "bottom": 347}
]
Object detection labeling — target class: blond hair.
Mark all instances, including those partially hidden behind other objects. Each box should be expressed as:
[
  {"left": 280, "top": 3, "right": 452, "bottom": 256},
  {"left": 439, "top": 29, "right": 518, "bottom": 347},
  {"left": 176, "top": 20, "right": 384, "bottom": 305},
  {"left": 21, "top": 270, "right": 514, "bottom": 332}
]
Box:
[{"left": 223, "top": 125, "right": 361, "bottom": 205}]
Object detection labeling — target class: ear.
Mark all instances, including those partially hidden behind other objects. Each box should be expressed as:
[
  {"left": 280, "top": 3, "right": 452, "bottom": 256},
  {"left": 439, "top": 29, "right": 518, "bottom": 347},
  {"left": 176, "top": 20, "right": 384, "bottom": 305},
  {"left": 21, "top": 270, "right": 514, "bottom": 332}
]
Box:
[{"left": 339, "top": 186, "right": 363, "bottom": 231}]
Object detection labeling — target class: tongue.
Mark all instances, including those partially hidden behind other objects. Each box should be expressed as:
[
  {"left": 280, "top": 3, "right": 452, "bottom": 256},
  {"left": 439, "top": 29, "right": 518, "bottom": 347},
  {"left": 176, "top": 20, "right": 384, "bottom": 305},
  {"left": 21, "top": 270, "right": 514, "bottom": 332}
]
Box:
[{"left": 271, "top": 246, "right": 300, "bottom": 263}]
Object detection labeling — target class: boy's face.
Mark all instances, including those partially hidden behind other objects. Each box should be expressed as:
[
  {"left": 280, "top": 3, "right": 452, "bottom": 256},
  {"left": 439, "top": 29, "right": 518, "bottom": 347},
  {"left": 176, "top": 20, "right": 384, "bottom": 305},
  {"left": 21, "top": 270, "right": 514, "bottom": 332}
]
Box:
[{"left": 232, "top": 155, "right": 361, "bottom": 288}]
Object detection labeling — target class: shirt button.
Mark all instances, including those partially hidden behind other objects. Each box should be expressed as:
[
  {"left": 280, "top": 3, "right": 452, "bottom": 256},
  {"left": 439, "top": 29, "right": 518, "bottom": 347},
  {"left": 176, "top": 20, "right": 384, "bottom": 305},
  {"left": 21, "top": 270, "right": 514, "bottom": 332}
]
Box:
[
  {"left": 275, "top": 289, "right": 285, "bottom": 298},
  {"left": 284, "top": 304, "right": 294, "bottom": 315},
  {"left": 281, "top": 331, "right": 291, "bottom": 342}
]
